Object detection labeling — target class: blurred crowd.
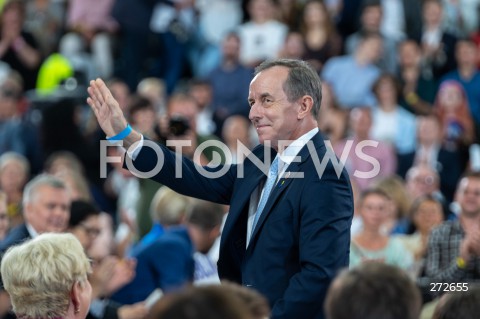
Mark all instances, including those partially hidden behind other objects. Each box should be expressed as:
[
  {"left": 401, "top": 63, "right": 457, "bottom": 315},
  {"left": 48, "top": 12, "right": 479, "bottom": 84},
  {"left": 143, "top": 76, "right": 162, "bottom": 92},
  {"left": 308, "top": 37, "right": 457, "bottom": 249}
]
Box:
[{"left": 0, "top": 0, "right": 480, "bottom": 318}]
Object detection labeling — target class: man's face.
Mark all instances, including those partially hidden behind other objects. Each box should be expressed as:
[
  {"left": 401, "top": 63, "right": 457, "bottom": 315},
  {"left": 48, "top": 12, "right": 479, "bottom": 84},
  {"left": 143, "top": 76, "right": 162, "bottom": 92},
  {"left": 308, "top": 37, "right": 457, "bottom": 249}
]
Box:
[
  {"left": 359, "top": 194, "right": 390, "bottom": 229},
  {"left": 407, "top": 167, "right": 438, "bottom": 198},
  {"left": 457, "top": 178, "right": 480, "bottom": 217},
  {"left": 359, "top": 37, "right": 383, "bottom": 64},
  {"left": 248, "top": 66, "right": 303, "bottom": 150},
  {"left": 456, "top": 41, "right": 478, "bottom": 67},
  {"left": 24, "top": 185, "right": 70, "bottom": 234},
  {"left": 350, "top": 108, "right": 372, "bottom": 138},
  {"left": 362, "top": 6, "right": 382, "bottom": 31},
  {"left": 417, "top": 117, "right": 440, "bottom": 146}
]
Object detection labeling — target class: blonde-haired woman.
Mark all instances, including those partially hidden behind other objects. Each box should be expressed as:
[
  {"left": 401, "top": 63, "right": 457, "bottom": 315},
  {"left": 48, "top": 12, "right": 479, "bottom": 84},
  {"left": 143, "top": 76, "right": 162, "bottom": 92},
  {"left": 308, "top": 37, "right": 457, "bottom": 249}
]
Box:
[{"left": 1, "top": 233, "right": 92, "bottom": 319}]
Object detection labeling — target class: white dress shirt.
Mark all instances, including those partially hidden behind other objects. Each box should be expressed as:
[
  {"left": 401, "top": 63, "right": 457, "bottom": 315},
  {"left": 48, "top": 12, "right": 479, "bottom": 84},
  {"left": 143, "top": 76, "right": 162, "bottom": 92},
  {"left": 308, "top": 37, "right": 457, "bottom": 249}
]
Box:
[{"left": 246, "top": 128, "right": 319, "bottom": 246}]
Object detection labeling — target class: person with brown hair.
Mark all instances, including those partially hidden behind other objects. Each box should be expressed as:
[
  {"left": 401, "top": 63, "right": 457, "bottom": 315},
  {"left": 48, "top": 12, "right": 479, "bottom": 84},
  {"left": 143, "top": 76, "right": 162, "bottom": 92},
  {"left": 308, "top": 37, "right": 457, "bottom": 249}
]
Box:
[{"left": 325, "top": 262, "right": 422, "bottom": 319}]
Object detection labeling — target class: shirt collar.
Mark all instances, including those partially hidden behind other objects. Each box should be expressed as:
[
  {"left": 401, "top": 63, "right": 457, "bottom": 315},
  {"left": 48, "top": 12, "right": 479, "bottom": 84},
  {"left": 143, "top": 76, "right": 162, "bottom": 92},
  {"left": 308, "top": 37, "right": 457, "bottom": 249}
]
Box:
[
  {"left": 26, "top": 223, "right": 39, "bottom": 238},
  {"left": 277, "top": 127, "right": 319, "bottom": 170}
]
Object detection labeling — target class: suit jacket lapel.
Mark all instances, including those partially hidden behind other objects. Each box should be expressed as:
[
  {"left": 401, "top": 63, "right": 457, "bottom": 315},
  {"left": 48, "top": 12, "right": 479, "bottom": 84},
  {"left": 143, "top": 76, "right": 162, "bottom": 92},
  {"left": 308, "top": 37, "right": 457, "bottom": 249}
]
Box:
[
  {"left": 220, "top": 146, "right": 276, "bottom": 252},
  {"left": 247, "top": 133, "right": 325, "bottom": 250}
]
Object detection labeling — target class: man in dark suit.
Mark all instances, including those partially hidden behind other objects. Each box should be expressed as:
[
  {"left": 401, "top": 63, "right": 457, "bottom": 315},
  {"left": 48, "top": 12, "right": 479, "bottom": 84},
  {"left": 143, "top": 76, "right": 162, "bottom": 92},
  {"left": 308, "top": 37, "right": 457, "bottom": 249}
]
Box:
[
  {"left": 397, "top": 114, "right": 463, "bottom": 203},
  {"left": 0, "top": 174, "right": 70, "bottom": 317},
  {"left": 87, "top": 59, "right": 354, "bottom": 319},
  {"left": 0, "top": 174, "right": 70, "bottom": 252}
]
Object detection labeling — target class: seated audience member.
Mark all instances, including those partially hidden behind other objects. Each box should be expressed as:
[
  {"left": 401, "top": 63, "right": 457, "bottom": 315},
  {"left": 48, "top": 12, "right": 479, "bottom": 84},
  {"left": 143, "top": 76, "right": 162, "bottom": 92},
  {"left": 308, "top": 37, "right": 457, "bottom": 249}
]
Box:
[
  {"left": 1, "top": 233, "right": 92, "bottom": 319},
  {"left": 163, "top": 93, "right": 221, "bottom": 165},
  {"left": 206, "top": 32, "right": 253, "bottom": 138},
  {"left": 127, "top": 94, "right": 161, "bottom": 141},
  {"left": 420, "top": 0, "right": 458, "bottom": 79},
  {"left": 68, "top": 200, "right": 102, "bottom": 251},
  {"left": 405, "top": 165, "right": 446, "bottom": 207},
  {"left": 112, "top": 199, "right": 224, "bottom": 304},
  {"left": 440, "top": 39, "right": 480, "bottom": 142},
  {"left": 0, "top": 0, "right": 42, "bottom": 90},
  {"left": 0, "top": 191, "right": 9, "bottom": 241},
  {"left": 320, "top": 108, "right": 348, "bottom": 147},
  {"left": 129, "top": 187, "right": 192, "bottom": 256},
  {"left": 136, "top": 77, "right": 167, "bottom": 115},
  {"left": 333, "top": 107, "right": 396, "bottom": 191},
  {"left": 321, "top": 32, "right": 382, "bottom": 109},
  {"left": 0, "top": 174, "right": 70, "bottom": 317},
  {"left": 277, "top": 31, "right": 305, "bottom": 60},
  {"left": 43, "top": 151, "right": 103, "bottom": 209},
  {"left": 370, "top": 73, "right": 417, "bottom": 155},
  {"left": 148, "top": 285, "right": 256, "bottom": 319},
  {"left": 345, "top": 0, "right": 398, "bottom": 74},
  {"left": 222, "top": 115, "right": 253, "bottom": 164},
  {"left": 298, "top": 0, "right": 342, "bottom": 73},
  {"left": 397, "top": 195, "right": 444, "bottom": 278},
  {"left": 236, "top": 0, "right": 288, "bottom": 67},
  {"left": 0, "top": 152, "right": 29, "bottom": 227},
  {"left": 397, "top": 39, "right": 438, "bottom": 115},
  {"left": 433, "top": 80, "right": 475, "bottom": 167},
  {"left": 188, "top": 79, "right": 216, "bottom": 137},
  {"left": 325, "top": 263, "right": 422, "bottom": 319},
  {"left": 435, "top": 80, "right": 475, "bottom": 145},
  {"left": 432, "top": 286, "right": 480, "bottom": 319},
  {"left": 55, "top": 169, "right": 93, "bottom": 202},
  {"left": 87, "top": 212, "right": 114, "bottom": 262},
  {"left": 23, "top": 0, "right": 65, "bottom": 57},
  {"left": 0, "top": 174, "right": 70, "bottom": 253},
  {"left": 219, "top": 281, "right": 271, "bottom": 319},
  {"left": 397, "top": 115, "right": 464, "bottom": 202},
  {"left": 374, "top": 176, "right": 412, "bottom": 234},
  {"left": 350, "top": 189, "right": 414, "bottom": 273},
  {"left": 62, "top": 0, "right": 117, "bottom": 79},
  {"left": 422, "top": 172, "right": 480, "bottom": 296}
]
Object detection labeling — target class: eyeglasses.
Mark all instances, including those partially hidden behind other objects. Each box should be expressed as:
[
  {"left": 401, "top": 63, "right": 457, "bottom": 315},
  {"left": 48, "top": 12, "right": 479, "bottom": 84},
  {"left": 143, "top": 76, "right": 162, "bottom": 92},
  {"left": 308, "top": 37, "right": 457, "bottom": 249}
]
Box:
[{"left": 79, "top": 224, "right": 101, "bottom": 237}]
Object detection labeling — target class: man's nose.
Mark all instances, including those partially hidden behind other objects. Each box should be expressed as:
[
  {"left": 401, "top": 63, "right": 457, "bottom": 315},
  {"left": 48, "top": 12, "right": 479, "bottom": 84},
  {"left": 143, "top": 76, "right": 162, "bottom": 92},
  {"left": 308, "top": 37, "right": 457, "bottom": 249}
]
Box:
[{"left": 249, "top": 103, "right": 260, "bottom": 121}]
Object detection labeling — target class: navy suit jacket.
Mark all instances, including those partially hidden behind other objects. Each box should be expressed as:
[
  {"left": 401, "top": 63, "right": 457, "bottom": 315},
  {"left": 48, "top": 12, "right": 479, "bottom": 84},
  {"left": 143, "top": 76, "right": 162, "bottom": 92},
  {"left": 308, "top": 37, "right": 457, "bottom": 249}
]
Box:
[
  {"left": 0, "top": 224, "right": 31, "bottom": 290},
  {"left": 0, "top": 223, "right": 31, "bottom": 254},
  {"left": 129, "top": 132, "right": 353, "bottom": 319}
]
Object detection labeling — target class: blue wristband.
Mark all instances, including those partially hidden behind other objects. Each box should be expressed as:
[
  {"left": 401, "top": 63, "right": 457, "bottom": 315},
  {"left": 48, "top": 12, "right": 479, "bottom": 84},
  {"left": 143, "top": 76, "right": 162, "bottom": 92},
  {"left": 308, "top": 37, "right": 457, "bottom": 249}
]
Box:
[{"left": 107, "top": 124, "right": 132, "bottom": 141}]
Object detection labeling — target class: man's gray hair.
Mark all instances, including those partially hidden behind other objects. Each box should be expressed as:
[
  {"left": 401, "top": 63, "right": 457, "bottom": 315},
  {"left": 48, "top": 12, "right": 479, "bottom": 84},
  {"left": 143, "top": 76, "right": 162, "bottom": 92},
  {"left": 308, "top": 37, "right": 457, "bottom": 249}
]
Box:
[
  {"left": 22, "top": 174, "right": 67, "bottom": 206},
  {"left": 255, "top": 59, "right": 322, "bottom": 118}
]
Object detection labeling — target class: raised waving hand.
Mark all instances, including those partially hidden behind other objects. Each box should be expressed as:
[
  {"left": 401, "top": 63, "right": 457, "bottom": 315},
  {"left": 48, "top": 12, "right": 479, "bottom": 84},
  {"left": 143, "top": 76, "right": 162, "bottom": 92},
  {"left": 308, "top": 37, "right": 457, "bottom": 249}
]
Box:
[{"left": 87, "top": 79, "right": 141, "bottom": 147}]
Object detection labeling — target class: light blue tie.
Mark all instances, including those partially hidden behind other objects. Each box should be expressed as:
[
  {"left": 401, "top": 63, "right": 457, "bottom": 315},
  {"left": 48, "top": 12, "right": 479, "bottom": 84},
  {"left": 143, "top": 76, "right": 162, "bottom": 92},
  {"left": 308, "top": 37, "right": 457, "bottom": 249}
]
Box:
[{"left": 251, "top": 156, "right": 279, "bottom": 235}]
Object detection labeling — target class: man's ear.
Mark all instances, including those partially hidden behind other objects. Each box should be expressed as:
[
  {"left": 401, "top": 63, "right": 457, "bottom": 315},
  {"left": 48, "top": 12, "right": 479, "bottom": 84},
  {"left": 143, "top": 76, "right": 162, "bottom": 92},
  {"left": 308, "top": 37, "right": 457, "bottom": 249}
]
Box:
[
  {"left": 298, "top": 95, "right": 313, "bottom": 120},
  {"left": 70, "top": 282, "right": 81, "bottom": 313},
  {"left": 23, "top": 202, "right": 33, "bottom": 219}
]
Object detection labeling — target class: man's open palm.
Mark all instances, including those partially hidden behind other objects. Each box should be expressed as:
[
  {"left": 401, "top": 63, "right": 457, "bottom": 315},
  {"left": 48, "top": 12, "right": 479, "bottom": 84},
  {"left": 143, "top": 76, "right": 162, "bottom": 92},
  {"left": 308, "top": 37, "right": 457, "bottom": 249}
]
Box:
[{"left": 87, "top": 78, "right": 128, "bottom": 137}]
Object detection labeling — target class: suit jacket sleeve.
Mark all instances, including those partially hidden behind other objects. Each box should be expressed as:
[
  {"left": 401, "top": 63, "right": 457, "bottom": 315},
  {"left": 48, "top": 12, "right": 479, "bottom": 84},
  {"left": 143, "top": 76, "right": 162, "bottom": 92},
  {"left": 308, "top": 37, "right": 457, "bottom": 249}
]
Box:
[
  {"left": 126, "top": 139, "right": 236, "bottom": 205},
  {"left": 271, "top": 164, "right": 353, "bottom": 319}
]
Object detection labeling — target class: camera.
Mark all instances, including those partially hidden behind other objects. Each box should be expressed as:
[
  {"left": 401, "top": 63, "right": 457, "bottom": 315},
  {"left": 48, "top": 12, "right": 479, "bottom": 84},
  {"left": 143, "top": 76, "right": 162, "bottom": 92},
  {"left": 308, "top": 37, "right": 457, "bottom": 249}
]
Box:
[{"left": 169, "top": 116, "right": 190, "bottom": 136}]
